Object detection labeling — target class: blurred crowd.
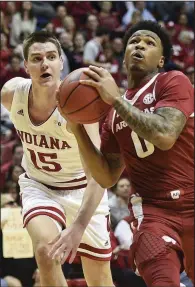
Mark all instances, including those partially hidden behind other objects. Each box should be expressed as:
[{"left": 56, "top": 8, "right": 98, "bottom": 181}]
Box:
[{"left": 0, "top": 1, "right": 194, "bottom": 287}]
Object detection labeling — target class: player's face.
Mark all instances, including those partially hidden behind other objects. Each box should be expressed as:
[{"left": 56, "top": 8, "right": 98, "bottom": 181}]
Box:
[
  {"left": 124, "top": 30, "right": 165, "bottom": 75},
  {"left": 24, "top": 42, "right": 63, "bottom": 87}
]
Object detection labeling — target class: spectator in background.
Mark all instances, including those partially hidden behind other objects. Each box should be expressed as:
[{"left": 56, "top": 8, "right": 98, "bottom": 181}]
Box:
[
  {"left": 6, "top": 165, "right": 24, "bottom": 184},
  {"left": 109, "top": 178, "right": 130, "bottom": 229},
  {"left": 1, "top": 104, "right": 13, "bottom": 141},
  {"left": 82, "top": 14, "right": 99, "bottom": 41},
  {"left": 11, "top": 144, "right": 23, "bottom": 165},
  {"left": 44, "top": 22, "right": 55, "bottom": 34},
  {"left": 72, "top": 32, "right": 86, "bottom": 70},
  {"left": 59, "top": 31, "right": 75, "bottom": 72},
  {"left": 0, "top": 2, "right": 17, "bottom": 37},
  {"left": 0, "top": 33, "right": 12, "bottom": 69},
  {"left": 83, "top": 26, "right": 110, "bottom": 68},
  {"left": 1, "top": 55, "right": 29, "bottom": 87},
  {"left": 122, "top": 1, "right": 156, "bottom": 27},
  {"left": 103, "top": 45, "right": 121, "bottom": 86},
  {"left": 3, "top": 180, "right": 20, "bottom": 206},
  {"left": 10, "top": 1, "right": 37, "bottom": 47},
  {"left": 63, "top": 15, "right": 76, "bottom": 40},
  {"left": 52, "top": 5, "right": 67, "bottom": 35},
  {"left": 65, "top": 2, "right": 97, "bottom": 27},
  {"left": 98, "top": 2, "right": 121, "bottom": 31},
  {"left": 112, "top": 37, "right": 124, "bottom": 69},
  {"left": 126, "top": 10, "right": 142, "bottom": 29}
]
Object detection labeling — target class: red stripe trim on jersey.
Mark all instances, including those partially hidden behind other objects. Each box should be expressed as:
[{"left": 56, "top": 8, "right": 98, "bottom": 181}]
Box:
[
  {"left": 24, "top": 174, "right": 87, "bottom": 190},
  {"left": 44, "top": 183, "right": 87, "bottom": 191},
  {"left": 55, "top": 176, "right": 87, "bottom": 183},
  {"left": 79, "top": 243, "right": 112, "bottom": 254},
  {"left": 77, "top": 251, "right": 111, "bottom": 261},
  {"left": 23, "top": 206, "right": 66, "bottom": 223},
  {"left": 23, "top": 212, "right": 66, "bottom": 228}
]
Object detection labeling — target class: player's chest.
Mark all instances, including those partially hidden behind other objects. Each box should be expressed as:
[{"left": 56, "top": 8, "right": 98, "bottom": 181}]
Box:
[{"left": 111, "top": 81, "right": 158, "bottom": 158}]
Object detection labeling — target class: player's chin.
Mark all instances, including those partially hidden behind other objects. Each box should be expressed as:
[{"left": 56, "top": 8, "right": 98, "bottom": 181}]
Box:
[
  {"left": 39, "top": 77, "right": 54, "bottom": 86},
  {"left": 129, "top": 64, "right": 145, "bottom": 73}
]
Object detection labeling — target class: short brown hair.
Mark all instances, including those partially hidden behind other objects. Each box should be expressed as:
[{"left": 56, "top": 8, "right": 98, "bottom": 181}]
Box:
[{"left": 23, "top": 30, "right": 62, "bottom": 60}]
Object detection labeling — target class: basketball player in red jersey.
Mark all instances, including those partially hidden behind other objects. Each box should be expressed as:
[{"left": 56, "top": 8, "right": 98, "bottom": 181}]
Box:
[{"left": 59, "top": 21, "right": 194, "bottom": 286}]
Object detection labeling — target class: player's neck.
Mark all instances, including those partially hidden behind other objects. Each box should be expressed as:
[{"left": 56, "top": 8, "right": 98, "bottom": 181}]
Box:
[
  {"left": 127, "top": 70, "right": 158, "bottom": 89},
  {"left": 31, "top": 80, "right": 61, "bottom": 107}
]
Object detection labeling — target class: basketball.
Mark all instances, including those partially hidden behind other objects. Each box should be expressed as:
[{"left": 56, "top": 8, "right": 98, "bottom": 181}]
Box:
[{"left": 58, "top": 68, "right": 111, "bottom": 124}]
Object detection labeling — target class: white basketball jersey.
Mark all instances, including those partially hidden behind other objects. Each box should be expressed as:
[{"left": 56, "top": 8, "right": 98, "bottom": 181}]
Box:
[{"left": 10, "top": 78, "right": 87, "bottom": 189}]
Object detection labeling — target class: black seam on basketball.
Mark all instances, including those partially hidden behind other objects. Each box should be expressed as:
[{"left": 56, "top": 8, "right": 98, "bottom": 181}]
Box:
[
  {"left": 66, "top": 95, "right": 100, "bottom": 115},
  {"left": 60, "top": 82, "right": 80, "bottom": 108}
]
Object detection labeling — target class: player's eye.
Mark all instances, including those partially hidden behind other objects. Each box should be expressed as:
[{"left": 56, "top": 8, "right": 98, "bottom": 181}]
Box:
[
  {"left": 130, "top": 39, "right": 138, "bottom": 44},
  {"left": 48, "top": 55, "right": 56, "bottom": 60},
  {"left": 32, "top": 57, "right": 41, "bottom": 62},
  {"left": 148, "top": 41, "right": 155, "bottom": 46}
]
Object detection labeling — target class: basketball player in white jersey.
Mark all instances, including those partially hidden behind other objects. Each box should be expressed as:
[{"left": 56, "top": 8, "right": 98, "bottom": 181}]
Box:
[{"left": 1, "top": 31, "right": 114, "bottom": 287}]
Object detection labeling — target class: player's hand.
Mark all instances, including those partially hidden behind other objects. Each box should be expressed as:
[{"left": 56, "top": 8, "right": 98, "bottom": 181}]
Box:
[
  {"left": 56, "top": 89, "right": 82, "bottom": 133},
  {"left": 48, "top": 223, "right": 84, "bottom": 264},
  {"left": 79, "top": 65, "right": 121, "bottom": 105}
]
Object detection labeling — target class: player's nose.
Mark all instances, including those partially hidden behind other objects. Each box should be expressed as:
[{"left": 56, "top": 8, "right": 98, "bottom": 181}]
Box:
[
  {"left": 41, "top": 58, "right": 49, "bottom": 70},
  {"left": 135, "top": 41, "right": 146, "bottom": 51}
]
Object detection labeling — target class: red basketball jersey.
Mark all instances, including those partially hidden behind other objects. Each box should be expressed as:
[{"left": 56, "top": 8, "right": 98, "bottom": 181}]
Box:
[{"left": 101, "top": 71, "right": 194, "bottom": 198}]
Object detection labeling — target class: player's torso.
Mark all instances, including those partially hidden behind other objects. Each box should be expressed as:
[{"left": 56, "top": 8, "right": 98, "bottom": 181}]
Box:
[
  {"left": 110, "top": 73, "right": 194, "bottom": 195},
  {"left": 10, "top": 79, "right": 86, "bottom": 188}
]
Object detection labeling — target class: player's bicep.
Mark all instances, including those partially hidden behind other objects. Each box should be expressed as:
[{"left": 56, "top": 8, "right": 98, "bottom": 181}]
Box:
[
  {"left": 1, "top": 77, "right": 23, "bottom": 111},
  {"left": 104, "top": 153, "right": 125, "bottom": 185},
  {"left": 155, "top": 107, "right": 187, "bottom": 139}
]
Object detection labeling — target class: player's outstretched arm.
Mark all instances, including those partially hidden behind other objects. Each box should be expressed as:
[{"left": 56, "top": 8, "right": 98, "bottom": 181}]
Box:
[{"left": 1, "top": 77, "right": 25, "bottom": 111}]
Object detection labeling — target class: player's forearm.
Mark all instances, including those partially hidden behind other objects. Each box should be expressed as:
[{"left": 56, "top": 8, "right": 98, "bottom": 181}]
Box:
[
  {"left": 73, "top": 178, "right": 105, "bottom": 229},
  {"left": 113, "top": 97, "right": 175, "bottom": 150},
  {"left": 73, "top": 125, "right": 113, "bottom": 187}
]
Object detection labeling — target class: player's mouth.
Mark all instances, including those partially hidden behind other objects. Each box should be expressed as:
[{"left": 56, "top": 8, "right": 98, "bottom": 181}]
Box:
[
  {"left": 132, "top": 51, "right": 144, "bottom": 61},
  {"left": 40, "top": 72, "right": 52, "bottom": 80}
]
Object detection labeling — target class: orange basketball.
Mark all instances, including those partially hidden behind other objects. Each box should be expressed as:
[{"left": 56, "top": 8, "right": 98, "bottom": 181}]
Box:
[{"left": 58, "top": 68, "right": 111, "bottom": 124}]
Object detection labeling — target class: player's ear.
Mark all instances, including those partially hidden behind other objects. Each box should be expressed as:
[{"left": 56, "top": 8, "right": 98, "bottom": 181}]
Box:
[
  {"left": 60, "top": 56, "right": 63, "bottom": 71},
  {"left": 24, "top": 60, "right": 29, "bottom": 74},
  {"left": 158, "top": 56, "right": 165, "bottom": 68}
]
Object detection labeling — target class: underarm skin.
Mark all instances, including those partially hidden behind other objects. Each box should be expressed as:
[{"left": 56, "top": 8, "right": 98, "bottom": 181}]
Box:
[{"left": 113, "top": 97, "right": 187, "bottom": 148}]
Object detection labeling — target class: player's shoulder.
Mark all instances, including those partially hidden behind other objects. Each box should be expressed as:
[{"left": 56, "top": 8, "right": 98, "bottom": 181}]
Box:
[
  {"left": 2, "top": 77, "right": 31, "bottom": 91},
  {"left": 1, "top": 77, "right": 31, "bottom": 111},
  {"left": 158, "top": 70, "right": 191, "bottom": 84},
  {"left": 156, "top": 70, "right": 192, "bottom": 91}
]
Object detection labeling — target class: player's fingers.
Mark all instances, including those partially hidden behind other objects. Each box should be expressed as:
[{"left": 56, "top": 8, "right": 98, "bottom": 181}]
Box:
[
  {"left": 48, "top": 233, "right": 61, "bottom": 245},
  {"left": 48, "top": 238, "right": 63, "bottom": 257},
  {"left": 52, "top": 244, "right": 67, "bottom": 260},
  {"left": 89, "top": 65, "right": 106, "bottom": 76},
  {"left": 60, "top": 247, "right": 72, "bottom": 265},
  {"left": 83, "top": 69, "right": 101, "bottom": 81},
  {"left": 79, "top": 79, "right": 100, "bottom": 89},
  {"left": 68, "top": 248, "right": 77, "bottom": 264}
]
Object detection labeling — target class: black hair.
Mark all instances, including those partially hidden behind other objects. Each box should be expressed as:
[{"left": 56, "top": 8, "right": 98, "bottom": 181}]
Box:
[
  {"left": 23, "top": 30, "right": 62, "bottom": 61},
  {"left": 96, "top": 26, "right": 110, "bottom": 37},
  {"left": 123, "top": 20, "right": 173, "bottom": 63}
]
